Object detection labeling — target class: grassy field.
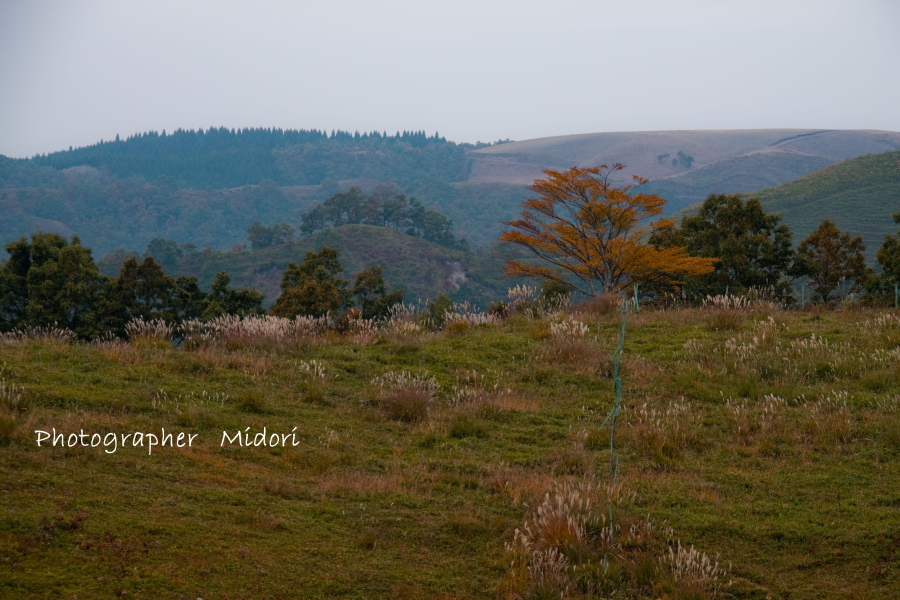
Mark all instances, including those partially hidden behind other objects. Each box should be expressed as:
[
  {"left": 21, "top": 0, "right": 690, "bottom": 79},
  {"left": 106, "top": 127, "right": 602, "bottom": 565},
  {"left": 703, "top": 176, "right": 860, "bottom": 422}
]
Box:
[{"left": 1, "top": 299, "right": 898, "bottom": 599}]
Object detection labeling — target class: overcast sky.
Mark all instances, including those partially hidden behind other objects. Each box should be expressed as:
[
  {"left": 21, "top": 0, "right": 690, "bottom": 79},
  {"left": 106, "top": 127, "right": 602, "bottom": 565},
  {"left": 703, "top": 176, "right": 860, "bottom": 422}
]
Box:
[{"left": 1, "top": 0, "right": 898, "bottom": 158}]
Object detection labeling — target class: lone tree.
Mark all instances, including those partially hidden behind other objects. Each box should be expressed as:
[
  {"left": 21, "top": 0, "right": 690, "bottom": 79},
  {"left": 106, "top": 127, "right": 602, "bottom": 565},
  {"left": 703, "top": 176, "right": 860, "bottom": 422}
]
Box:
[
  {"left": 500, "top": 164, "right": 716, "bottom": 295},
  {"left": 271, "top": 247, "right": 349, "bottom": 318},
  {"left": 877, "top": 212, "right": 900, "bottom": 285},
  {"left": 351, "top": 265, "right": 403, "bottom": 320},
  {"left": 793, "top": 219, "right": 871, "bottom": 303},
  {"left": 655, "top": 193, "right": 795, "bottom": 297}
]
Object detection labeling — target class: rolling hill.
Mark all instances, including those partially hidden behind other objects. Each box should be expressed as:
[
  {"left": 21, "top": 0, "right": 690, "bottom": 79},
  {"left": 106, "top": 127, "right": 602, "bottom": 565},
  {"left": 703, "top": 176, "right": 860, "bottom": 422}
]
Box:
[
  {"left": 468, "top": 129, "right": 900, "bottom": 213},
  {"left": 667, "top": 150, "right": 900, "bottom": 255},
  {"left": 3, "top": 128, "right": 900, "bottom": 300},
  {"left": 123, "top": 224, "right": 528, "bottom": 308},
  {"left": 749, "top": 150, "right": 900, "bottom": 253}
]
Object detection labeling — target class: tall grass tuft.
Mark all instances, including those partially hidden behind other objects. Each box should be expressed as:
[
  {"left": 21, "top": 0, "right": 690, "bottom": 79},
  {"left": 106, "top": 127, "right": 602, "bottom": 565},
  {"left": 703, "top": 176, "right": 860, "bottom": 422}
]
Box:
[
  {"left": 803, "top": 390, "right": 854, "bottom": 451},
  {"left": 0, "top": 325, "right": 76, "bottom": 345},
  {"left": 623, "top": 399, "right": 698, "bottom": 469},
  {"left": 504, "top": 479, "right": 728, "bottom": 599},
  {"left": 370, "top": 370, "right": 440, "bottom": 423}
]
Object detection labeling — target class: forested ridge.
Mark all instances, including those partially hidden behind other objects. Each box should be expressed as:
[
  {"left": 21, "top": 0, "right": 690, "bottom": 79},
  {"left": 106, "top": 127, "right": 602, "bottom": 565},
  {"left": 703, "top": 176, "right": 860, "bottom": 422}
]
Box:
[
  {"left": 21, "top": 127, "right": 466, "bottom": 189},
  {"left": 0, "top": 128, "right": 525, "bottom": 256}
]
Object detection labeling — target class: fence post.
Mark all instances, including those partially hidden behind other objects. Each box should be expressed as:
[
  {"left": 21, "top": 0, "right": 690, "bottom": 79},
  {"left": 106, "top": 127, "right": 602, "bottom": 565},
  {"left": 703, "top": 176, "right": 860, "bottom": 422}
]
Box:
[
  {"left": 608, "top": 303, "right": 626, "bottom": 478},
  {"left": 633, "top": 284, "right": 640, "bottom": 312}
]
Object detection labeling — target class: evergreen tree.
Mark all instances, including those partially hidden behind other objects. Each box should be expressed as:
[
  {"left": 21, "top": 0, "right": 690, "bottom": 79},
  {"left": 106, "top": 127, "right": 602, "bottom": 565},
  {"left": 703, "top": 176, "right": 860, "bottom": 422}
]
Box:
[
  {"left": 658, "top": 194, "right": 795, "bottom": 296},
  {"left": 793, "top": 219, "right": 871, "bottom": 303},
  {"left": 247, "top": 222, "right": 275, "bottom": 250},
  {"left": 876, "top": 212, "right": 900, "bottom": 285},
  {"left": 108, "top": 257, "right": 181, "bottom": 328},
  {"left": 204, "top": 272, "right": 265, "bottom": 319},
  {"left": 0, "top": 233, "right": 108, "bottom": 337},
  {"left": 271, "top": 247, "right": 349, "bottom": 318},
  {"left": 145, "top": 238, "right": 182, "bottom": 271},
  {"left": 352, "top": 265, "right": 404, "bottom": 320}
]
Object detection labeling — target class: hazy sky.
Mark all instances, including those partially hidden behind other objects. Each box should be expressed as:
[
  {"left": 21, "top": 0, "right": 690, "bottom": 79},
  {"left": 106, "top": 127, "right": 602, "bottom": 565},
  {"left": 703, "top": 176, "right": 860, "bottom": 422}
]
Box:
[{"left": 1, "top": 0, "right": 898, "bottom": 158}]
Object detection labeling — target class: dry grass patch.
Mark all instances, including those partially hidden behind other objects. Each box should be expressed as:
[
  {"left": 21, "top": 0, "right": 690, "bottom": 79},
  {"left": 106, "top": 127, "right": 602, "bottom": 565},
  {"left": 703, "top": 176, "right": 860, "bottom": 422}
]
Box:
[
  {"left": 503, "top": 479, "right": 730, "bottom": 599},
  {"left": 370, "top": 370, "right": 439, "bottom": 423},
  {"left": 536, "top": 316, "right": 612, "bottom": 377},
  {"left": 705, "top": 309, "right": 745, "bottom": 331},
  {"left": 620, "top": 399, "right": 700, "bottom": 470},
  {"left": 726, "top": 394, "right": 790, "bottom": 451},
  {"left": 572, "top": 293, "right": 622, "bottom": 317},
  {"left": 802, "top": 391, "right": 855, "bottom": 452}
]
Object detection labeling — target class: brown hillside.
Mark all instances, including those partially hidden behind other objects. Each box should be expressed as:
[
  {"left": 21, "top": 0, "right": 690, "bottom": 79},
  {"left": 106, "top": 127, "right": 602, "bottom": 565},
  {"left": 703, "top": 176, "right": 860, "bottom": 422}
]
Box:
[{"left": 467, "top": 129, "right": 900, "bottom": 186}]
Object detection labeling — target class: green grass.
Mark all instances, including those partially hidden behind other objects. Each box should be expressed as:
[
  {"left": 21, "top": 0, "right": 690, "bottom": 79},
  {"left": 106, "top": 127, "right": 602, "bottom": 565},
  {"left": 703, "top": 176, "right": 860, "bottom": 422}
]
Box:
[{"left": 1, "top": 306, "right": 899, "bottom": 598}]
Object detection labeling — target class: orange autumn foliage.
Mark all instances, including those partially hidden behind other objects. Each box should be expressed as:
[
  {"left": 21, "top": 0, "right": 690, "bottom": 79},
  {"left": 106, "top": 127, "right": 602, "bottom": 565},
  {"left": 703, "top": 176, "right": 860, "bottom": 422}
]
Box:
[{"left": 500, "top": 164, "right": 717, "bottom": 295}]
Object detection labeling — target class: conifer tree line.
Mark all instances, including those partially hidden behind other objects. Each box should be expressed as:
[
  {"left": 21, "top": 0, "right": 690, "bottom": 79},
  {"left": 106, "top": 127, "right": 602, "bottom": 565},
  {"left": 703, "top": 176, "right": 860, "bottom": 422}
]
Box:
[
  {"left": 0, "top": 233, "right": 402, "bottom": 339},
  {"left": 3, "top": 181, "right": 900, "bottom": 340},
  {"left": 22, "top": 127, "right": 463, "bottom": 189}
]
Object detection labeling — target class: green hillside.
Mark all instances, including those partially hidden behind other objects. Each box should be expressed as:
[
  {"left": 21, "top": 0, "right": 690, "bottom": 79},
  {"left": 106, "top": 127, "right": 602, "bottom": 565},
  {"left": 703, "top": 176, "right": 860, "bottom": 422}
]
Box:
[
  {"left": 639, "top": 151, "right": 836, "bottom": 213},
  {"left": 97, "top": 224, "right": 526, "bottom": 308},
  {"left": 750, "top": 150, "right": 900, "bottom": 252},
  {"left": 668, "top": 150, "right": 900, "bottom": 254},
  {"left": 0, "top": 166, "right": 523, "bottom": 257},
  {"left": 469, "top": 129, "right": 900, "bottom": 216}
]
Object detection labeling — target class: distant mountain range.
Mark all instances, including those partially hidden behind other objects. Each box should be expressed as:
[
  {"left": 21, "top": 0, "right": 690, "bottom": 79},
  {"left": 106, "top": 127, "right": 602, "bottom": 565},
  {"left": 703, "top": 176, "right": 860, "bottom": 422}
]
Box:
[
  {"left": 2, "top": 128, "right": 898, "bottom": 302},
  {"left": 468, "top": 129, "right": 900, "bottom": 213}
]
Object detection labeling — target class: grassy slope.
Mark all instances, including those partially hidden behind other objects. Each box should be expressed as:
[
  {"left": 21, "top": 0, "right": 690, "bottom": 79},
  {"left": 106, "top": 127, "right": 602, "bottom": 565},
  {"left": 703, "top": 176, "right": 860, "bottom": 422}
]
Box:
[
  {"left": 668, "top": 150, "right": 900, "bottom": 254},
  {"left": 1, "top": 306, "right": 898, "bottom": 599},
  {"left": 640, "top": 151, "right": 837, "bottom": 214},
  {"left": 469, "top": 130, "right": 900, "bottom": 221},
  {"left": 468, "top": 130, "right": 803, "bottom": 183},
  {"left": 750, "top": 150, "right": 900, "bottom": 252}
]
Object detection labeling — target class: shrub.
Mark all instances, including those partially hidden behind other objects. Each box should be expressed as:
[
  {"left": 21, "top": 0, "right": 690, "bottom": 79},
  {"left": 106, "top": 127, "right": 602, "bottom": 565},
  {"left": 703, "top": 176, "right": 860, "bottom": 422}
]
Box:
[
  {"left": 449, "top": 412, "right": 488, "bottom": 438},
  {"left": 371, "top": 371, "right": 439, "bottom": 423},
  {"left": 705, "top": 309, "right": 744, "bottom": 331},
  {"left": 505, "top": 480, "right": 729, "bottom": 599},
  {"left": 237, "top": 390, "right": 268, "bottom": 413}
]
